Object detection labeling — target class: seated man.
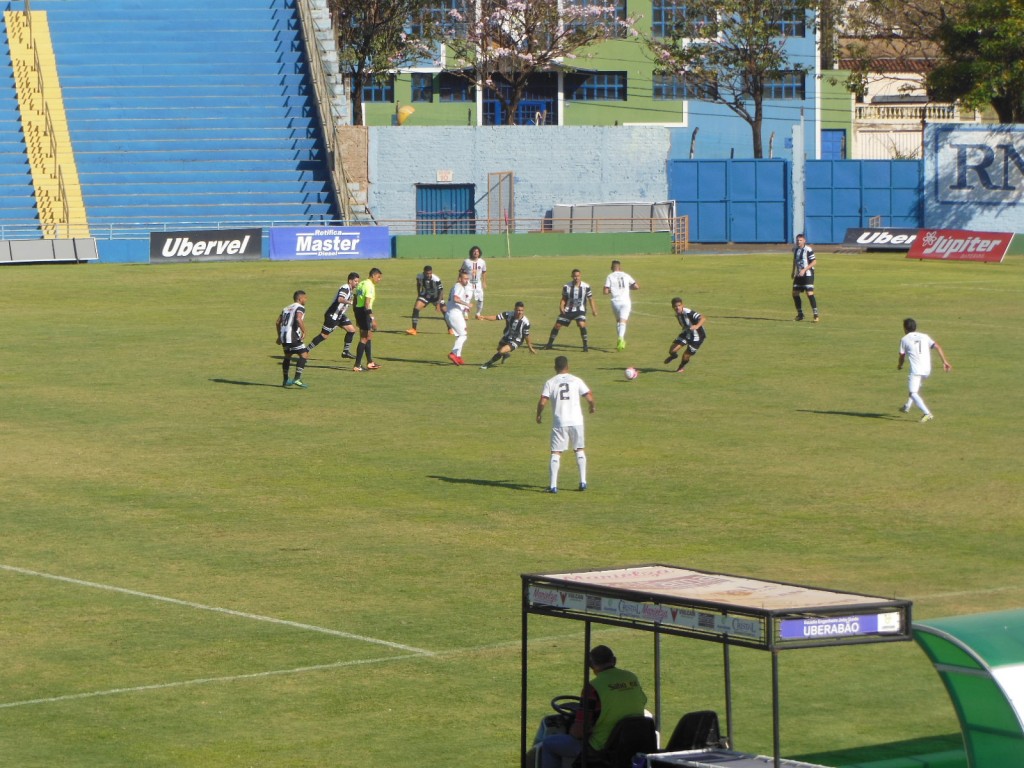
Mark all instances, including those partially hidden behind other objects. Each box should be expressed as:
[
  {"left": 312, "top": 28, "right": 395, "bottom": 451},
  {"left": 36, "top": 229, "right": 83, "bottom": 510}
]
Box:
[{"left": 539, "top": 645, "right": 648, "bottom": 768}]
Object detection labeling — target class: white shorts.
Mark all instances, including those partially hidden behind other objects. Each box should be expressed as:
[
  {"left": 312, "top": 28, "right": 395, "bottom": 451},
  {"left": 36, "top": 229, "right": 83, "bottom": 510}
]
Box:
[
  {"left": 550, "top": 425, "right": 585, "bottom": 453},
  {"left": 447, "top": 308, "right": 468, "bottom": 338},
  {"left": 611, "top": 299, "right": 632, "bottom": 321},
  {"left": 907, "top": 373, "right": 928, "bottom": 394}
]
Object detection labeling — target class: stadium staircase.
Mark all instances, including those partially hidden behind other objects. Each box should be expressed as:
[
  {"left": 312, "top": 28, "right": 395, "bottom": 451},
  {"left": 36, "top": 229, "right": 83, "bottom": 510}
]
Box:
[{"left": 0, "top": 0, "right": 340, "bottom": 242}]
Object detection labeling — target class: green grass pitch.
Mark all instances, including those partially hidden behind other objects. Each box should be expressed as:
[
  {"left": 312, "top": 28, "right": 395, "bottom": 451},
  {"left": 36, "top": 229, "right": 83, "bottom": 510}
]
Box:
[{"left": 0, "top": 250, "right": 1021, "bottom": 767}]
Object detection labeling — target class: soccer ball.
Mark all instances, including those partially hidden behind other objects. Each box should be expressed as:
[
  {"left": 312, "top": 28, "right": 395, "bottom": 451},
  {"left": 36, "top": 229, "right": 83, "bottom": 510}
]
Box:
[{"left": 624, "top": 367, "right": 639, "bottom": 380}]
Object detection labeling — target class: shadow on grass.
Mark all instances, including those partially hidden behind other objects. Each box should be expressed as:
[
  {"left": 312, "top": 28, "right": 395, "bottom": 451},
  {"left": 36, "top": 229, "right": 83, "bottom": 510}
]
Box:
[
  {"left": 798, "top": 409, "right": 902, "bottom": 420},
  {"left": 718, "top": 315, "right": 795, "bottom": 323},
  {"left": 793, "top": 733, "right": 965, "bottom": 767},
  {"left": 429, "top": 475, "right": 548, "bottom": 492},
  {"left": 211, "top": 378, "right": 285, "bottom": 388}
]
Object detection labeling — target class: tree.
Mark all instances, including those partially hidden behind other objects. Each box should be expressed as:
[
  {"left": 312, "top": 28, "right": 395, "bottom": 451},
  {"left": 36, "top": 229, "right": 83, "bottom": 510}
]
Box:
[
  {"left": 445, "top": 0, "right": 635, "bottom": 126},
  {"left": 927, "top": 0, "right": 1024, "bottom": 123},
  {"left": 327, "top": 0, "right": 443, "bottom": 126},
  {"left": 647, "top": 0, "right": 819, "bottom": 158}
]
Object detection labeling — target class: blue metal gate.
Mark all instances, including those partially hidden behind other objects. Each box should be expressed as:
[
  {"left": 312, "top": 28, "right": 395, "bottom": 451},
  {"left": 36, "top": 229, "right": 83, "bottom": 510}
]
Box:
[
  {"left": 415, "top": 183, "right": 476, "bottom": 234},
  {"left": 669, "top": 159, "right": 789, "bottom": 243},
  {"left": 804, "top": 160, "right": 923, "bottom": 243}
]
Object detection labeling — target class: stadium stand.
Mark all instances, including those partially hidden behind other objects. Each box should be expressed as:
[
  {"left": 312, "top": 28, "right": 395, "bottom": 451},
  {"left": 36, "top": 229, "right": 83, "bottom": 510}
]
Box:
[{"left": 2, "top": 0, "right": 339, "bottom": 241}]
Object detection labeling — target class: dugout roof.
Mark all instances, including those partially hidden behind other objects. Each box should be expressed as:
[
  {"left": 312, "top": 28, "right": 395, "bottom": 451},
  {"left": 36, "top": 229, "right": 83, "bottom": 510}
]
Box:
[
  {"left": 520, "top": 564, "right": 914, "bottom": 768},
  {"left": 914, "top": 609, "right": 1024, "bottom": 768}
]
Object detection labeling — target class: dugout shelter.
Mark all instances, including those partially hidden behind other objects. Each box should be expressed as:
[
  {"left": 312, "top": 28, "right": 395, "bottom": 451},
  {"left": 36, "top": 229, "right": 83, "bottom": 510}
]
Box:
[
  {"left": 521, "top": 564, "right": 914, "bottom": 768},
  {"left": 914, "top": 609, "right": 1024, "bottom": 768}
]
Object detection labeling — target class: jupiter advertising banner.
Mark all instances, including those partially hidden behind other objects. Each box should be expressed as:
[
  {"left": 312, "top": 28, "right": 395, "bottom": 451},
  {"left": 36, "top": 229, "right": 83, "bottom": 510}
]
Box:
[
  {"left": 906, "top": 228, "right": 1012, "bottom": 262},
  {"left": 269, "top": 226, "right": 390, "bottom": 261}
]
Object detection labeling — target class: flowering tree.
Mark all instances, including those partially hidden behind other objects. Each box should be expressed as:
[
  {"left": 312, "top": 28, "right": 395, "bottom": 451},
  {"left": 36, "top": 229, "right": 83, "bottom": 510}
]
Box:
[
  {"left": 647, "top": 0, "right": 818, "bottom": 158},
  {"left": 445, "top": 0, "right": 635, "bottom": 125},
  {"left": 327, "top": 0, "right": 443, "bottom": 126}
]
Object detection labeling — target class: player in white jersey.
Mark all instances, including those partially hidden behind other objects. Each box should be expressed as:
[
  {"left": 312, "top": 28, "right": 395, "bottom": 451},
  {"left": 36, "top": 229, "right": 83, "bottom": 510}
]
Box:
[
  {"left": 445, "top": 269, "right": 473, "bottom": 365},
  {"left": 461, "top": 245, "right": 487, "bottom": 316},
  {"left": 603, "top": 260, "right": 639, "bottom": 351},
  {"left": 537, "top": 356, "right": 595, "bottom": 493},
  {"left": 898, "top": 317, "right": 951, "bottom": 422},
  {"left": 275, "top": 290, "right": 309, "bottom": 388}
]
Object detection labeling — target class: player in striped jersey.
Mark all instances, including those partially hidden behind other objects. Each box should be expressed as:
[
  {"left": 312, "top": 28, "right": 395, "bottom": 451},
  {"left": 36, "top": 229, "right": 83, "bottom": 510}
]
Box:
[
  {"left": 792, "top": 233, "right": 819, "bottom": 322},
  {"left": 544, "top": 269, "right": 598, "bottom": 352},
  {"left": 663, "top": 297, "right": 706, "bottom": 374},
  {"left": 275, "top": 290, "right": 309, "bottom": 388},
  {"left": 478, "top": 301, "right": 537, "bottom": 368},
  {"left": 306, "top": 272, "right": 359, "bottom": 359},
  {"left": 462, "top": 245, "right": 487, "bottom": 316},
  {"left": 406, "top": 265, "right": 448, "bottom": 335}
]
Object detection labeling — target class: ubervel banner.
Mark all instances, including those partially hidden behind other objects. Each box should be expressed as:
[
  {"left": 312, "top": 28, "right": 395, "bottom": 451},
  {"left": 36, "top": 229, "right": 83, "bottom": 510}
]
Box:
[
  {"left": 906, "top": 228, "right": 1013, "bottom": 263},
  {"left": 843, "top": 228, "right": 919, "bottom": 251},
  {"left": 150, "top": 229, "right": 262, "bottom": 263},
  {"left": 269, "top": 226, "right": 390, "bottom": 261}
]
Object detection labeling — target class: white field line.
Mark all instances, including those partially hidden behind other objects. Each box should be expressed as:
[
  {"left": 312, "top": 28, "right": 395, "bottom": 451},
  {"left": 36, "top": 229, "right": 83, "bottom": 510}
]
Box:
[
  {"left": 0, "top": 654, "right": 426, "bottom": 710},
  {"left": 0, "top": 564, "right": 435, "bottom": 655},
  {"left": 3, "top": 563, "right": 1019, "bottom": 711}
]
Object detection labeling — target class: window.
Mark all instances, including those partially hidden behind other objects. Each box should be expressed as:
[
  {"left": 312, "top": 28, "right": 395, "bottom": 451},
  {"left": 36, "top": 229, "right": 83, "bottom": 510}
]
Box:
[
  {"left": 408, "top": 0, "right": 462, "bottom": 37},
  {"left": 770, "top": 3, "right": 806, "bottom": 37},
  {"left": 765, "top": 71, "right": 804, "bottom": 100},
  {"left": 411, "top": 73, "right": 433, "bottom": 103},
  {"left": 564, "top": 0, "right": 628, "bottom": 37},
  {"left": 439, "top": 72, "right": 473, "bottom": 102},
  {"left": 363, "top": 75, "right": 395, "bottom": 103},
  {"left": 651, "top": 0, "right": 713, "bottom": 39},
  {"left": 566, "top": 72, "right": 627, "bottom": 101},
  {"left": 652, "top": 72, "right": 714, "bottom": 100}
]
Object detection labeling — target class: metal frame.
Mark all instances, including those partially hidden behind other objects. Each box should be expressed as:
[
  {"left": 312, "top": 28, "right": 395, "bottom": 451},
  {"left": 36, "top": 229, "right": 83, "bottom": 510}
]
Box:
[{"left": 520, "top": 564, "right": 913, "bottom": 768}]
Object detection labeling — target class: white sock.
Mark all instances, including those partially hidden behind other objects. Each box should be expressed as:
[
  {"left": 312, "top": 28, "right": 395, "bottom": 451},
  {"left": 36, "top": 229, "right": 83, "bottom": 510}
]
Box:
[
  {"left": 617, "top": 322, "right": 625, "bottom": 340},
  {"left": 576, "top": 450, "right": 587, "bottom": 484},
  {"left": 911, "top": 393, "right": 929, "bottom": 414},
  {"left": 549, "top": 454, "right": 560, "bottom": 488}
]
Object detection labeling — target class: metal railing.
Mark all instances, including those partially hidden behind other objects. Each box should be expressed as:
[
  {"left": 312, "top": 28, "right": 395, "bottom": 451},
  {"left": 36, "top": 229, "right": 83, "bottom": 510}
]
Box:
[
  {"left": 294, "top": 0, "right": 356, "bottom": 224},
  {"left": 382, "top": 216, "right": 681, "bottom": 237},
  {"left": 854, "top": 103, "right": 979, "bottom": 123}
]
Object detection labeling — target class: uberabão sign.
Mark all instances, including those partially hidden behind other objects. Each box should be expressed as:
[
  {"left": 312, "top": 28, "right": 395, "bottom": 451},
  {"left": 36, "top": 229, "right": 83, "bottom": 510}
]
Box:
[
  {"left": 269, "top": 226, "right": 390, "bottom": 261},
  {"left": 151, "top": 228, "right": 262, "bottom": 263},
  {"left": 842, "top": 228, "right": 918, "bottom": 251}
]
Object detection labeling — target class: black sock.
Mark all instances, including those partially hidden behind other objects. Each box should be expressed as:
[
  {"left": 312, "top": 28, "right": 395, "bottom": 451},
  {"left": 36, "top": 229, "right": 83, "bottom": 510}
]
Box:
[
  {"left": 793, "top": 296, "right": 803, "bottom": 313},
  {"left": 808, "top": 295, "right": 818, "bottom": 312},
  {"left": 282, "top": 356, "right": 291, "bottom": 382},
  {"left": 343, "top": 331, "right": 354, "bottom": 352},
  {"left": 580, "top": 327, "right": 588, "bottom": 346},
  {"left": 411, "top": 308, "right": 420, "bottom": 329},
  {"left": 547, "top": 329, "right": 558, "bottom": 346},
  {"left": 295, "top": 357, "right": 307, "bottom": 379},
  {"left": 355, "top": 342, "right": 366, "bottom": 366}
]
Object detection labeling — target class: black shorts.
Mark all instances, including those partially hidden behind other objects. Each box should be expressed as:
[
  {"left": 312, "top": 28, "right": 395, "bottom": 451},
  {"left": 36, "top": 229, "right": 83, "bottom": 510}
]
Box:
[
  {"left": 355, "top": 307, "right": 373, "bottom": 332},
  {"left": 283, "top": 342, "right": 308, "bottom": 355},
  {"left": 673, "top": 333, "right": 704, "bottom": 355},
  {"left": 321, "top": 312, "right": 352, "bottom": 335},
  {"left": 417, "top": 295, "right": 443, "bottom": 307},
  {"left": 499, "top": 336, "right": 522, "bottom": 352},
  {"left": 793, "top": 274, "right": 814, "bottom": 292},
  {"left": 555, "top": 309, "right": 587, "bottom": 326}
]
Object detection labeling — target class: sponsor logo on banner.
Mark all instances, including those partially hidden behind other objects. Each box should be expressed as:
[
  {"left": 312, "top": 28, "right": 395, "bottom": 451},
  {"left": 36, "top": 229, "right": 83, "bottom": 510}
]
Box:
[
  {"left": 843, "top": 228, "right": 918, "bottom": 250},
  {"left": 934, "top": 126, "right": 1024, "bottom": 205},
  {"left": 269, "top": 226, "right": 390, "bottom": 261},
  {"left": 150, "top": 228, "right": 262, "bottom": 263},
  {"left": 780, "top": 612, "right": 901, "bottom": 641},
  {"left": 907, "top": 228, "right": 1012, "bottom": 262}
]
